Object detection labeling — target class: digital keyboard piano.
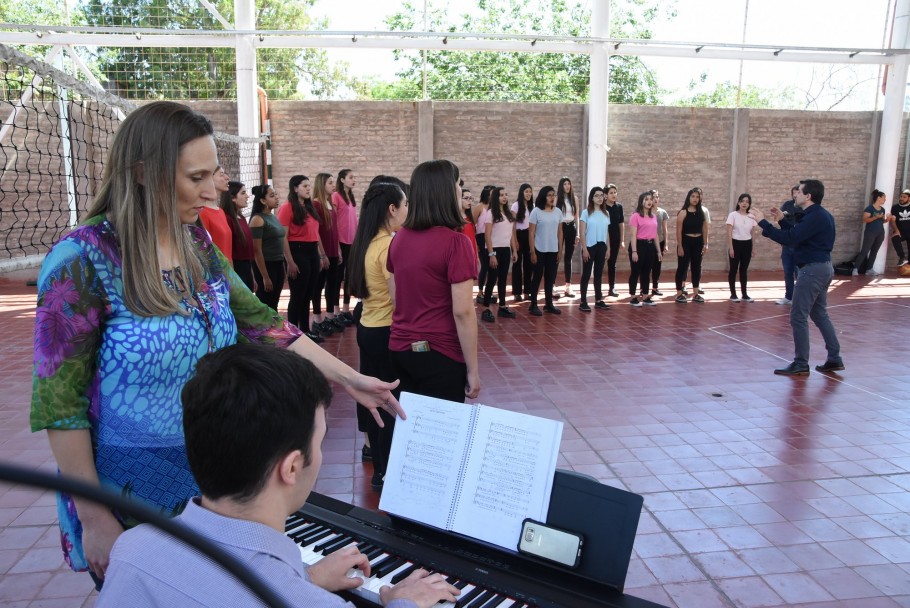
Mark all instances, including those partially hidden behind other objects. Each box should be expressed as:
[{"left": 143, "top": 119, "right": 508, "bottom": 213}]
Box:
[{"left": 287, "top": 471, "right": 667, "bottom": 608}]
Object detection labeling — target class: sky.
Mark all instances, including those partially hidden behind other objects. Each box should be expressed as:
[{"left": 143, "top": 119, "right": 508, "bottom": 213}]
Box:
[{"left": 310, "top": 0, "right": 896, "bottom": 110}]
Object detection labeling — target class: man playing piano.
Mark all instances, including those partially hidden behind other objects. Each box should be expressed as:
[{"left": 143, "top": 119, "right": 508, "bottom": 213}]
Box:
[{"left": 97, "top": 343, "right": 459, "bottom": 607}]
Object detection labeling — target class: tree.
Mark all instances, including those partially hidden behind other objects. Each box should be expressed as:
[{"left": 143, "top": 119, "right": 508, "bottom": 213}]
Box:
[
  {"left": 373, "top": 0, "right": 674, "bottom": 104},
  {"left": 676, "top": 74, "right": 798, "bottom": 109},
  {"left": 80, "top": 0, "right": 353, "bottom": 100}
]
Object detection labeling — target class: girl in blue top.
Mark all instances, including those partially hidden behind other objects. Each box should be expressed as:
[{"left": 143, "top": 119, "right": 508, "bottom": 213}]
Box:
[{"left": 578, "top": 187, "right": 611, "bottom": 312}]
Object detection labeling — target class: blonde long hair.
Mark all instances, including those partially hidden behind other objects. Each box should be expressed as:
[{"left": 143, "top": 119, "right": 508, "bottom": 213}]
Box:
[
  {"left": 84, "top": 101, "right": 215, "bottom": 317},
  {"left": 312, "top": 172, "right": 334, "bottom": 230}
]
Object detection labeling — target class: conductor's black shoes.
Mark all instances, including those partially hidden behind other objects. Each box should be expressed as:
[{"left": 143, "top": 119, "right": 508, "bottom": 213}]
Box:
[
  {"left": 774, "top": 362, "right": 810, "bottom": 376},
  {"left": 815, "top": 360, "right": 845, "bottom": 373}
]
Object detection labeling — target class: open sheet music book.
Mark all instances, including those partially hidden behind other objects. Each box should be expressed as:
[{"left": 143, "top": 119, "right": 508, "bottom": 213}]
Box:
[{"left": 379, "top": 392, "right": 563, "bottom": 551}]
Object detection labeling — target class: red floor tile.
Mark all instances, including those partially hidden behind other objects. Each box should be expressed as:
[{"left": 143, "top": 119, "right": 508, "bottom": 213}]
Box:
[{"left": 1, "top": 272, "right": 909, "bottom": 606}]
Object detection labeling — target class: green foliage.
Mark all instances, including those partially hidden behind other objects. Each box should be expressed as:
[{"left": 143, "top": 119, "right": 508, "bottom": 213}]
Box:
[
  {"left": 675, "top": 74, "right": 798, "bottom": 109},
  {"left": 374, "top": 0, "right": 672, "bottom": 103},
  {"left": 76, "top": 0, "right": 352, "bottom": 100}
]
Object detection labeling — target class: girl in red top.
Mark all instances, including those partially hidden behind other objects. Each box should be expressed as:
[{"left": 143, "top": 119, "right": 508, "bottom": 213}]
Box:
[
  {"left": 219, "top": 181, "right": 255, "bottom": 292},
  {"left": 199, "top": 166, "right": 233, "bottom": 261},
  {"left": 312, "top": 173, "right": 345, "bottom": 336},
  {"left": 333, "top": 169, "right": 358, "bottom": 321},
  {"left": 277, "top": 175, "right": 327, "bottom": 343}
]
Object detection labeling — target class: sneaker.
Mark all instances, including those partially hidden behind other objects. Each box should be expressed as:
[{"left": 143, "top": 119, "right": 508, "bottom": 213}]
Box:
[
  {"left": 642, "top": 298, "right": 657, "bottom": 306},
  {"left": 692, "top": 295, "right": 705, "bottom": 304},
  {"left": 552, "top": 292, "right": 561, "bottom": 301},
  {"left": 338, "top": 314, "right": 355, "bottom": 326},
  {"left": 675, "top": 295, "right": 687, "bottom": 304},
  {"left": 774, "top": 362, "right": 810, "bottom": 376},
  {"left": 475, "top": 295, "right": 484, "bottom": 304},
  {"left": 608, "top": 289, "right": 620, "bottom": 298},
  {"left": 630, "top": 297, "right": 642, "bottom": 307},
  {"left": 730, "top": 295, "right": 740, "bottom": 302},
  {"left": 341, "top": 311, "right": 355, "bottom": 323},
  {"left": 867, "top": 269, "right": 881, "bottom": 276},
  {"left": 361, "top": 445, "right": 372, "bottom": 462},
  {"left": 314, "top": 320, "right": 334, "bottom": 335},
  {"left": 513, "top": 294, "right": 523, "bottom": 302},
  {"left": 497, "top": 307, "right": 516, "bottom": 318},
  {"left": 481, "top": 309, "right": 495, "bottom": 323},
  {"left": 564, "top": 288, "right": 574, "bottom": 298},
  {"left": 815, "top": 359, "right": 845, "bottom": 373},
  {"left": 305, "top": 332, "right": 324, "bottom": 344},
  {"left": 579, "top": 302, "right": 591, "bottom": 312},
  {"left": 776, "top": 298, "right": 791, "bottom": 305},
  {"left": 851, "top": 268, "right": 859, "bottom": 276},
  {"left": 651, "top": 289, "right": 663, "bottom": 296},
  {"left": 544, "top": 304, "right": 562, "bottom": 315},
  {"left": 330, "top": 316, "right": 347, "bottom": 330},
  {"left": 595, "top": 301, "right": 610, "bottom": 309},
  {"left": 529, "top": 305, "right": 543, "bottom": 316},
  {"left": 742, "top": 296, "right": 754, "bottom": 303},
  {"left": 682, "top": 289, "right": 689, "bottom": 296},
  {"left": 900, "top": 259, "right": 909, "bottom": 266},
  {"left": 318, "top": 319, "right": 336, "bottom": 335}
]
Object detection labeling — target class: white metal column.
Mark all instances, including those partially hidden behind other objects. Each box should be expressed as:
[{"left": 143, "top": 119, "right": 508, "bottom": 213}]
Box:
[
  {"left": 586, "top": 1, "right": 610, "bottom": 194},
  {"left": 873, "top": 0, "right": 910, "bottom": 272},
  {"left": 234, "top": 0, "right": 259, "bottom": 184}
]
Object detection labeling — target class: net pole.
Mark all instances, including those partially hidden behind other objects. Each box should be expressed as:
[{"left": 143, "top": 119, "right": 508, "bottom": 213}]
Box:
[{"left": 54, "top": 52, "right": 78, "bottom": 228}]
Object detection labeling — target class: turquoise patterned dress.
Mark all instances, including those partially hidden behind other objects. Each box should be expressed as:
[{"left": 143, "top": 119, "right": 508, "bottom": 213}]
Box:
[{"left": 30, "top": 215, "right": 301, "bottom": 572}]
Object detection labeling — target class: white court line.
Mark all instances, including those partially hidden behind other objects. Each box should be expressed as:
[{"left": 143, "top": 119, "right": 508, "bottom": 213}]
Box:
[{"left": 708, "top": 301, "right": 900, "bottom": 403}]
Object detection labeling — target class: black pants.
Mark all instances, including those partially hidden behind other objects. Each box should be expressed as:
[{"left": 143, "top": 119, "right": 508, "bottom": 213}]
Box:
[
  {"left": 340, "top": 242, "right": 352, "bottom": 307},
  {"left": 728, "top": 239, "right": 753, "bottom": 297},
  {"left": 854, "top": 229, "right": 885, "bottom": 272},
  {"left": 233, "top": 259, "right": 255, "bottom": 292},
  {"left": 512, "top": 229, "right": 533, "bottom": 297},
  {"left": 357, "top": 323, "right": 396, "bottom": 477},
  {"left": 313, "top": 256, "right": 341, "bottom": 314},
  {"left": 633, "top": 240, "right": 657, "bottom": 296},
  {"left": 675, "top": 234, "right": 704, "bottom": 291},
  {"left": 580, "top": 241, "right": 607, "bottom": 302},
  {"left": 562, "top": 223, "right": 577, "bottom": 283},
  {"left": 652, "top": 240, "right": 665, "bottom": 290},
  {"left": 892, "top": 233, "right": 910, "bottom": 261},
  {"left": 287, "top": 242, "right": 320, "bottom": 331},
  {"left": 483, "top": 247, "right": 511, "bottom": 306},
  {"left": 390, "top": 349, "right": 467, "bottom": 404},
  {"left": 607, "top": 230, "right": 621, "bottom": 290},
  {"left": 627, "top": 242, "right": 641, "bottom": 296},
  {"left": 530, "top": 250, "right": 559, "bottom": 306},
  {"left": 253, "top": 259, "right": 285, "bottom": 311},
  {"left": 475, "top": 233, "right": 489, "bottom": 291}
]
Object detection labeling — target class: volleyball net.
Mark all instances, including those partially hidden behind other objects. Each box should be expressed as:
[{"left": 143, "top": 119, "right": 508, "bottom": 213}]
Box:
[{"left": 0, "top": 44, "right": 265, "bottom": 267}]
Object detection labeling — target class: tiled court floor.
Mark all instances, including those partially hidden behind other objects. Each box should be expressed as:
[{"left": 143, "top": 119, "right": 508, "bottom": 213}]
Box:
[{"left": 0, "top": 270, "right": 908, "bottom": 607}]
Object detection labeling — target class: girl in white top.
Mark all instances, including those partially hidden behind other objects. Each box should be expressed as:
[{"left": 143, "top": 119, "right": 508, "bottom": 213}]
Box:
[
  {"left": 725, "top": 193, "right": 760, "bottom": 302},
  {"left": 472, "top": 185, "right": 494, "bottom": 302},
  {"left": 556, "top": 177, "right": 580, "bottom": 298},
  {"left": 480, "top": 186, "right": 518, "bottom": 322},
  {"left": 511, "top": 183, "right": 534, "bottom": 301}
]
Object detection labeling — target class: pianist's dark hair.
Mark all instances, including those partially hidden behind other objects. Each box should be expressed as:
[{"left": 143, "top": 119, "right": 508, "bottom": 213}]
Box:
[{"left": 182, "top": 343, "right": 333, "bottom": 502}]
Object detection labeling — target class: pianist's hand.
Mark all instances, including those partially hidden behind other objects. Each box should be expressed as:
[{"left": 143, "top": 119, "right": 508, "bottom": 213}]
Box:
[
  {"left": 308, "top": 545, "right": 371, "bottom": 592},
  {"left": 380, "top": 569, "right": 460, "bottom": 608}
]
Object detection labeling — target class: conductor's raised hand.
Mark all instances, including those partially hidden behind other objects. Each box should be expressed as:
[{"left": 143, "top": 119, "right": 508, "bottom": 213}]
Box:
[
  {"left": 343, "top": 373, "right": 404, "bottom": 426},
  {"left": 308, "top": 544, "right": 370, "bottom": 592},
  {"left": 379, "top": 569, "right": 460, "bottom": 608}
]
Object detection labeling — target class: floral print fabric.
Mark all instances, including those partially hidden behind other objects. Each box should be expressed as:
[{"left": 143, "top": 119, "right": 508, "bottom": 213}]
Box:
[{"left": 30, "top": 215, "right": 301, "bottom": 571}]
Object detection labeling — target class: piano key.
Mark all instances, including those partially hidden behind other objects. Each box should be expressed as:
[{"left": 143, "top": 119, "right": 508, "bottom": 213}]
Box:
[
  {"left": 466, "top": 590, "right": 497, "bottom": 608},
  {"left": 374, "top": 556, "right": 407, "bottom": 579},
  {"left": 314, "top": 534, "right": 350, "bottom": 553},
  {"left": 454, "top": 585, "right": 485, "bottom": 608},
  {"left": 288, "top": 522, "right": 321, "bottom": 539},
  {"left": 291, "top": 524, "right": 328, "bottom": 542},
  {"left": 369, "top": 554, "right": 398, "bottom": 573},
  {"left": 371, "top": 561, "right": 412, "bottom": 589},
  {"left": 390, "top": 563, "right": 419, "bottom": 584},
  {"left": 299, "top": 529, "right": 335, "bottom": 547},
  {"left": 364, "top": 546, "right": 386, "bottom": 561},
  {"left": 322, "top": 538, "right": 357, "bottom": 556}
]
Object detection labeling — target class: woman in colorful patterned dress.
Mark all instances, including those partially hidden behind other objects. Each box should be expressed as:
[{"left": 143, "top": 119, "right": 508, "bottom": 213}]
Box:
[{"left": 29, "top": 101, "right": 402, "bottom": 585}]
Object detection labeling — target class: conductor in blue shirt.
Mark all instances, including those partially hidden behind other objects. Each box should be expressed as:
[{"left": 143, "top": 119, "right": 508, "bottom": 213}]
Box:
[{"left": 752, "top": 179, "right": 844, "bottom": 376}]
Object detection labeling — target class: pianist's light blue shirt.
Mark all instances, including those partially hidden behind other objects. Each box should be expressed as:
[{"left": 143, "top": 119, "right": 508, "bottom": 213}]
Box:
[{"left": 97, "top": 498, "right": 416, "bottom": 608}]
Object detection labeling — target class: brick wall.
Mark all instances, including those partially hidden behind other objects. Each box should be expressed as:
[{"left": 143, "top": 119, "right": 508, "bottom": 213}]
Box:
[{"left": 3, "top": 99, "right": 907, "bottom": 273}]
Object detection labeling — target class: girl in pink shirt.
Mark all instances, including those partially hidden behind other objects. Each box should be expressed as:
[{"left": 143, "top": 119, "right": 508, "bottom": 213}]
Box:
[
  {"left": 333, "top": 169, "right": 358, "bottom": 320},
  {"left": 628, "top": 191, "right": 662, "bottom": 307}
]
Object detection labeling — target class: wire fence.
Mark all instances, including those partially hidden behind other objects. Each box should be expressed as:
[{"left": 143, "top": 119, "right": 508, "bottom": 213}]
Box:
[{"left": 0, "top": 44, "right": 264, "bottom": 263}]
